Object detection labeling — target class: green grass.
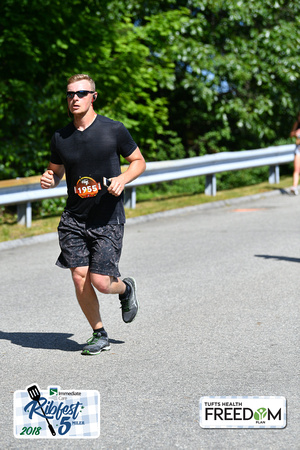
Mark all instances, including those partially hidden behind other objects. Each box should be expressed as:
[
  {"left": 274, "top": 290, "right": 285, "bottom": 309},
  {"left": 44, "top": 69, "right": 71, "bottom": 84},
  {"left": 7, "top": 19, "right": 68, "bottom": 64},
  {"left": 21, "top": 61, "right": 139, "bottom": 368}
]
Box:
[{"left": 0, "top": 176, "right": 293, "bottom": 243}]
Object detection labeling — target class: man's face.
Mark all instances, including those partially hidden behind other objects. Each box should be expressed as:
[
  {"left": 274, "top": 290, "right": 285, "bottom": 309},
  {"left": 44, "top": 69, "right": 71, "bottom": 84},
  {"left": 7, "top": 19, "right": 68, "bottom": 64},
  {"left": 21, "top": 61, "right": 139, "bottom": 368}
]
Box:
[{"left": 66, "top": 80, "right": 96, "bottom": 116}]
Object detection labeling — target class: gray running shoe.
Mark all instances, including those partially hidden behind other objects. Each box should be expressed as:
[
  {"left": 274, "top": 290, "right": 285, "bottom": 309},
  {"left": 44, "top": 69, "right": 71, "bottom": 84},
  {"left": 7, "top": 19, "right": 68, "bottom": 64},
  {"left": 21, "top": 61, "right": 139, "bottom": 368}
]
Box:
[
  {"left": 120, "top": 277, "right": 139, "bottom": 323},
  {"left": 81, "top": 332, "right": 111, "bottom": 355}
]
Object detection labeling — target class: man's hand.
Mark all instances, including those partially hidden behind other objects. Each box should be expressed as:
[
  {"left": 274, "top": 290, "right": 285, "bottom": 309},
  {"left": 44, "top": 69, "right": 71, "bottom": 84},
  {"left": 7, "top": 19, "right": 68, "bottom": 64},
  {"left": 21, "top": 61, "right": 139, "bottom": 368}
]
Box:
[
  {"left": 40, "top": 169, "right": 55, "bottom": 189},
  {"left": 106, "top": 147, "right": 146, "bottom": 197},
  {"left": 40, "top": 164, "right": 64, "bottom": 189},
  {"left": 107, "top": 176, "right": 126, "bottom": 197}
]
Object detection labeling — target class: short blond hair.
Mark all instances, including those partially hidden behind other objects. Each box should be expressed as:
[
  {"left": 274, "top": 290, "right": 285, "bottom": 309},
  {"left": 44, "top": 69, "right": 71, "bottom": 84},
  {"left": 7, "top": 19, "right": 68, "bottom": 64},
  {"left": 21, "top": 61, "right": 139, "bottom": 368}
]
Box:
[{"left": 67, "top": 74, "right": 95, "bottom": 91}]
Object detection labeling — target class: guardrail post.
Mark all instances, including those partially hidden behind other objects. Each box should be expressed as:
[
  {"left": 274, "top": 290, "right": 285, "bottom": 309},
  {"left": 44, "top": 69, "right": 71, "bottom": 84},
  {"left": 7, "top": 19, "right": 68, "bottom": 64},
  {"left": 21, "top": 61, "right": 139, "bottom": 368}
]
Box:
[
  {"left": 17, "top": 202, "right": 32, "bottom": 227},
  {"left": 269, "top": 165, "right": 280, "bottom": 184},
  {"left": 17, "top": 203, "right": 26, "bottom": 225},
  {"left": 124, "top": 187, "right": 136, "bottom": 209},
  {"left": 205, "top": 174, "right": 217, "bottom": 196},
  {"left": 26, "top": 202, "right": 32, "bottom": 228}
]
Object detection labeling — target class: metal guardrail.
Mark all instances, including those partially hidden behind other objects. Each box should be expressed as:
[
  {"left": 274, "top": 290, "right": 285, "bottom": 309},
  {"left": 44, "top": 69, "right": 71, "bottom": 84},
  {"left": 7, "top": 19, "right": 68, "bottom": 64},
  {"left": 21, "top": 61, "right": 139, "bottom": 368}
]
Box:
[
  {"left": 124, "top": 144, "right": 294, "bottom": 207},
  {"left": 0, "top": 144, "right": 295, "bottom": 227},
  {"left": 0, "top": 179, "right": 68, "bottom": 228}
]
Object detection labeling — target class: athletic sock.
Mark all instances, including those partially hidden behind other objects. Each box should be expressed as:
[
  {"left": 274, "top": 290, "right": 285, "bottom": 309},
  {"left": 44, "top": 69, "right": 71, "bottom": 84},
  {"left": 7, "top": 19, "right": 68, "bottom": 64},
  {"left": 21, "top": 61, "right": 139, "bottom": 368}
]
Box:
[
  {"left": 93, "top": 327, "right": 106, "bottom": 335},
  {"left": 119, "top": 282, "right": 131, "bottom": 300}
]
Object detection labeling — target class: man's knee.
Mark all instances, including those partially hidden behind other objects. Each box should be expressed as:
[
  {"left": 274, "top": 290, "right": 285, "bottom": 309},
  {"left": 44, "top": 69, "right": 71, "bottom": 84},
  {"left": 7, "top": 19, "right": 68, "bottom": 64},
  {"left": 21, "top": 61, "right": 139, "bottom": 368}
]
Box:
[
  {"left": 71, "top": 267, "right": 89, "bottom": 291},
  {"left": 90, "top": 273, "right": 113, "bottom": 294}
]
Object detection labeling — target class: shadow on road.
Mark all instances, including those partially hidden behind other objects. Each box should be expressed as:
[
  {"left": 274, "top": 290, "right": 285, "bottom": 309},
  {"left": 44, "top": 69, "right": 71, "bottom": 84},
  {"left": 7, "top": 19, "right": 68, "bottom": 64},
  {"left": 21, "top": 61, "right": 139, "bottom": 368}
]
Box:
[
  {"left": 255, "top": 254, "right": 300, "bottom": 263},
  {"left": 279, "top": 188, "right": 293, "bottom": 196},
  {"left": 0, "top": 331, "right": 125, "bottom": 352}
]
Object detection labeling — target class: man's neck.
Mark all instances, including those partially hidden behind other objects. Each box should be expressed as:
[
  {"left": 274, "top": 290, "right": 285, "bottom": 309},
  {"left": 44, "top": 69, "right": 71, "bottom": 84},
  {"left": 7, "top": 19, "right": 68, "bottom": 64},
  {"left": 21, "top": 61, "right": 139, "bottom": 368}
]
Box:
[{"left": 73, "top": 110, "right": 97, "bottom": 131}]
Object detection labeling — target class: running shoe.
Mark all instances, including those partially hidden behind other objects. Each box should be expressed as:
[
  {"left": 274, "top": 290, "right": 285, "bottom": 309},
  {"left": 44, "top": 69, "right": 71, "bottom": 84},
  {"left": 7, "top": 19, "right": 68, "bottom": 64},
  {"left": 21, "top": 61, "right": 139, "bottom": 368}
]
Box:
[
  {"left": 290, "top": 187, "right": 299, "bottom": 195},
  {"left": 119, "top": 277, "right": 139, "bottom": 323},
  {"left": 81, "top": 331, "right": 111, "bottom": 355}
]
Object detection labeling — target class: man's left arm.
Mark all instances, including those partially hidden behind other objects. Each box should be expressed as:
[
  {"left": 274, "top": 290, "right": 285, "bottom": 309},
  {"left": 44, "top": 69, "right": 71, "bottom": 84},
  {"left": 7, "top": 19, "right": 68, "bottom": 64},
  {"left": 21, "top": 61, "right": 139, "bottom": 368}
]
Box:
[{"left": 107, "top": 147, "right": 146, "bottom": 197}]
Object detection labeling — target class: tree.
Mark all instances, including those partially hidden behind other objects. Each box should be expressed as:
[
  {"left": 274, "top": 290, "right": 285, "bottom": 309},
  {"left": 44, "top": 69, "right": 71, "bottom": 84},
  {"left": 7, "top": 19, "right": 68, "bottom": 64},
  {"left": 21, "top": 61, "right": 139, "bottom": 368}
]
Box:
[
  {"left": 134, "top": 0, "right": 300, "bottom": 155},
  {"left": 0, "top": 0, "right": 300, "bottom": 180},
  {"left": 0, "top": 0, "right": 183, "bottom": 179}
]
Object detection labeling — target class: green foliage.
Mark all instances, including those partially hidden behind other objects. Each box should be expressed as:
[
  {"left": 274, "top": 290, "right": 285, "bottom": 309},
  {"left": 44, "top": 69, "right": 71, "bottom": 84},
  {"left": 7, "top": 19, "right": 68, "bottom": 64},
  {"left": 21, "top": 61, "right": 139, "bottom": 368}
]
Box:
[
  {"left": 33, "top": 198, "right": 67, "bottom": 218},
  {"left": 141, "top": 0, "right": 300, "bottom": 154},
  {"left": 0, "top": 0, "right": 299, "bottom": 180},
  {"left": 216, "top": 167, "right": 269, "bottom": 190},
  {"left": 136, "top": 177, "right": 206, "bottom": 201}
]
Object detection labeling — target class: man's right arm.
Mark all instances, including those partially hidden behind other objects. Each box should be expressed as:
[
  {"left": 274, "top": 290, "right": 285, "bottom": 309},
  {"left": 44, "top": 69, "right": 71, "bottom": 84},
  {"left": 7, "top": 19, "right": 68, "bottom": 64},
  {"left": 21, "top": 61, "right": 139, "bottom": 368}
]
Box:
[{"left": 40, "top": 163, "right": 65, "bottom": 189}]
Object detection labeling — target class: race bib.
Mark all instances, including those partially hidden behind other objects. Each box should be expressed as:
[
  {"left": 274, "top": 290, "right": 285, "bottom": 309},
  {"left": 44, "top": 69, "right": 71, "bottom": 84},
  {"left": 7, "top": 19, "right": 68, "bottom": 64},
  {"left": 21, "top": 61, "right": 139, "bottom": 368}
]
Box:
[{"left": 74, "top": 177, "right": 101, "bottom": 198}]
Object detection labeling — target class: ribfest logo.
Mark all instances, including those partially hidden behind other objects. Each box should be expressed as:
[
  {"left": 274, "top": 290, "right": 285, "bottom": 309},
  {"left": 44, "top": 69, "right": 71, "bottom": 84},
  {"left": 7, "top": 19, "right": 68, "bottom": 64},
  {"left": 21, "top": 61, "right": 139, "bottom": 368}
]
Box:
[{"left": 14, "top": 384, "right": 100, "bottom": 439}]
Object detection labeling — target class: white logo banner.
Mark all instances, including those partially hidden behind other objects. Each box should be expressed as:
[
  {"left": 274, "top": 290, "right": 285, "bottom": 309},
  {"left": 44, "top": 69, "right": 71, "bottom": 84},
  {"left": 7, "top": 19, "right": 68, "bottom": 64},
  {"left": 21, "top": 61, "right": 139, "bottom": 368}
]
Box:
[{"left": 200, "top": 396, "right": 286, "bottom": 429}]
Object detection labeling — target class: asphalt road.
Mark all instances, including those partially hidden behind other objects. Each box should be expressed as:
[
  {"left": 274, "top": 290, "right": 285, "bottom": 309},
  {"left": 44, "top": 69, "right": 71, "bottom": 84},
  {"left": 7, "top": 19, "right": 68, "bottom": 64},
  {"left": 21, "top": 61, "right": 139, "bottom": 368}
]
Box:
[{"left": 0, "top": 191, "right": 299, "bottom": 449}]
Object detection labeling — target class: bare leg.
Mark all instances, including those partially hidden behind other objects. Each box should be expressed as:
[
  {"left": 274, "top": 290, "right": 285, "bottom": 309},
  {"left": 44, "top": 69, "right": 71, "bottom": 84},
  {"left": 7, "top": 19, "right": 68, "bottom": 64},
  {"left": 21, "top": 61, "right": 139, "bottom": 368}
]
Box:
[
  {"left": 71, "top": 266, "right": 103, "bottom": 330},
  {"left": 71, "top": 268, "right": 127, "bottom": 330},
  {"left": 89, "top": 273, "right": 126, "bottom": 296},
  {"left": 293, "top": 154, "right": 300, "bottom": 188}
]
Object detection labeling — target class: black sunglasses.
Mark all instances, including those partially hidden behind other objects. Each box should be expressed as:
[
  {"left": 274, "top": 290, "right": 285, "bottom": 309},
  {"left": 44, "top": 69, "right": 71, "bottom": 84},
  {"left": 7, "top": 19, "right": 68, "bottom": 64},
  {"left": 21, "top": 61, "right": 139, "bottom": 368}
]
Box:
[{"left": 66, "top": 90, "right": 94, "bottom": 99}]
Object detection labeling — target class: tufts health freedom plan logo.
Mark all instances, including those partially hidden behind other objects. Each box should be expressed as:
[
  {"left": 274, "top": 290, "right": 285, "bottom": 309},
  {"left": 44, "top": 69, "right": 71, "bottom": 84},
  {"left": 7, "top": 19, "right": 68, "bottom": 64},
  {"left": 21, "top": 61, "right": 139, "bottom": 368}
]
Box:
[{"left": 199, "top": 396, "right": 286, "bottom": 428}]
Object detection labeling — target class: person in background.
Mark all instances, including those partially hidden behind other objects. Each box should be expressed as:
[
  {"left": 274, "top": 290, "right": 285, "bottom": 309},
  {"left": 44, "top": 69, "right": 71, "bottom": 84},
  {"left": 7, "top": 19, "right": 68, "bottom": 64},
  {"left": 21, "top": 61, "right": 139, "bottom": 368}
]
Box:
[
  {"left": 40, "top": 74, "right": 146, "bottom": 355},
  {"left": 290, "top": 111, "right": 300, "bottom": 195}
]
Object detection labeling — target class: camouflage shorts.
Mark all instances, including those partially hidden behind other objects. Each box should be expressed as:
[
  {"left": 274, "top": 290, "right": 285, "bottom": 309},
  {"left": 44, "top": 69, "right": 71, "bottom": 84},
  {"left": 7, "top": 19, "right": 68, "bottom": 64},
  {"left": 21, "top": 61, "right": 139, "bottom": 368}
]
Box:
[{"left": 56, "top": 211, "right": 124, "bottom": 278}]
